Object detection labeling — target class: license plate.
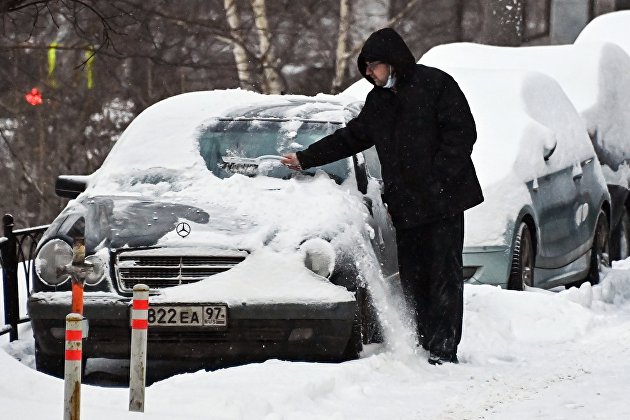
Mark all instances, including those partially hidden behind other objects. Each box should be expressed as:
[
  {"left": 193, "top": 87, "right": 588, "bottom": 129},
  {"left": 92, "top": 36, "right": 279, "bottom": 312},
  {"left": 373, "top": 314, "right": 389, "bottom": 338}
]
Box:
[{"left": 146, "top": 305, "right": 228, "bottom": 327}]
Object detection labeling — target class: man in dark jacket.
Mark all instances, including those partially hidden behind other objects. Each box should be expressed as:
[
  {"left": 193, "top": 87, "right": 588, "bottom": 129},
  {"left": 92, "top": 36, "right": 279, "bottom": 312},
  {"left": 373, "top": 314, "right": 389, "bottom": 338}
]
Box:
[{"left": 282, "top": 28, "right": 483, "bottom": 365}]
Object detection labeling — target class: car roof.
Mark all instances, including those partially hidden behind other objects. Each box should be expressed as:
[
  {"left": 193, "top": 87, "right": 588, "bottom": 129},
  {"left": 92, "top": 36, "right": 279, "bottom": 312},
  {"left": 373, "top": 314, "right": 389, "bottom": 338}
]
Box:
[
  {"left": 420, "top": 41, "right": 630, "bottom": 167},
  {"left": 575, "top": 10, "right": 630, "bottom": 56},
  {"left": 220, "top": 98, "right": 361, "bottom": 124},
  {"left": 420, "top": 41, "right": 630, "bottom": 115}
]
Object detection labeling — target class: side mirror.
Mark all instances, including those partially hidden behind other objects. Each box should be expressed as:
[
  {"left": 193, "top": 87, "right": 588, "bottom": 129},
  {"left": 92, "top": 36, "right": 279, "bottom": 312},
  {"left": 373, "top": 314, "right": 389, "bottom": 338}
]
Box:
[
  {"left": 352, "top": 155, "right": 368, "bottom": 195},
  {"left": 543, "top": 139, "right": 557, "bottom": 161},
  {"left": 56, "top": 175, "right": 89, "bottom": 199}
]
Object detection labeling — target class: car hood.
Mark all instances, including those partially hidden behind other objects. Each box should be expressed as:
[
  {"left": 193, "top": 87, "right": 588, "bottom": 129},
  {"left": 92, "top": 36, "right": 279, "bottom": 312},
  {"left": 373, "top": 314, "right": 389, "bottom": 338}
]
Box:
[{"left": 54, "top": 173, "right": 369, "bottom": 254}]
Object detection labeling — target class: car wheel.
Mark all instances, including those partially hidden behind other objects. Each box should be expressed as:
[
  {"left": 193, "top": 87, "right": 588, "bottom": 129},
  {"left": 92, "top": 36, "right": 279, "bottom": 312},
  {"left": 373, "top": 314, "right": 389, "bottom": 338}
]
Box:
[
  {"left": 340, "top": 307, "right": 363, "bottom": 361},
  {"left": 614, "top": 207, "right": 630, "bottom": 261},
  {"left": 356, "top": 285, "right": 383, "bottom": 344},
  {"left": 507, "top": 222, "right": 534, "bottom": 291},
  {"left": 35, "top": 341, "right": 64, "bottom": 378},
  {"left": 587, "top": 210, "right": 610, "bottom": 285}
]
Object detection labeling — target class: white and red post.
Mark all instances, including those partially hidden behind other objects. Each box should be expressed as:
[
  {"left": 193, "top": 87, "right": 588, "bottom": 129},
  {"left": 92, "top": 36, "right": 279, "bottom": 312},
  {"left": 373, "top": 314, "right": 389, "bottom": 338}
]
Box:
[
  {"left": 64, "top": 313, "right": 83, "bottom": 420},
  {"left": 129, "top": 284, "right": 149, "bottom": 412}
]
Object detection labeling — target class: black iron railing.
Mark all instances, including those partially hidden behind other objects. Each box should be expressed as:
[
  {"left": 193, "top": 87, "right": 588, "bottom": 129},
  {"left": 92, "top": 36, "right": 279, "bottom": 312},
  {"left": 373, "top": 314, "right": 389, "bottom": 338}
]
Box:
[{"left": 1, "top": 214, "right": 49, "bottom": 341}]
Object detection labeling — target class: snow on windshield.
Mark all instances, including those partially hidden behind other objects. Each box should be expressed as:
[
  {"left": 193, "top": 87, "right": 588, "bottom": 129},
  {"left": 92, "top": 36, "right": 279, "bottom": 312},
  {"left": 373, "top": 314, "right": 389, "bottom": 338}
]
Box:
[
  {"left": 197, "top": 118, "right": 349, "bottom": 182},
  {"left": 420, "top": 41, "right": 630, "bottom": 185}
]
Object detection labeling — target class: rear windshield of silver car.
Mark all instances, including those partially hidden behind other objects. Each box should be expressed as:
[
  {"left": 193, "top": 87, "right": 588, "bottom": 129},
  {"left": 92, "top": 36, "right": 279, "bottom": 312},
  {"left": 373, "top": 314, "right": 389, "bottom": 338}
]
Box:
[{"left": 197, "top": 118, "right": 350, "bottom": 183}]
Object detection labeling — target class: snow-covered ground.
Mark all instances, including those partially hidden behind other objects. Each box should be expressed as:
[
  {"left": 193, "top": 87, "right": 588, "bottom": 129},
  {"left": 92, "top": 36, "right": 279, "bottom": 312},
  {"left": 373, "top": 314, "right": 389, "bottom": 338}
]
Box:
[{"left": 2, "top": 258, "right": 630, "bottom": 419}]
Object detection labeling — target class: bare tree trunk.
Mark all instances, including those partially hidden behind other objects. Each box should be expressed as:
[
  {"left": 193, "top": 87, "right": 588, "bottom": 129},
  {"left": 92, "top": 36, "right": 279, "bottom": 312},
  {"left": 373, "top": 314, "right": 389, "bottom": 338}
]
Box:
[
  {"left": 331, "top": 0, "right": 351, "bottom": 94},
  {"left": 250, "top": 0, "right": 285, "bottom": 94},
  {"left": 224, "top": 0, "right": 255, "bottom": 90},
  {"left": 454, "top": 0, "right": 464, "bottom": 41},
  {"left": 146, "top": 57, "right": 153, "bottom": 100},
  {"left": 478, "top": 0, "right": 523, "bottom": 46}
]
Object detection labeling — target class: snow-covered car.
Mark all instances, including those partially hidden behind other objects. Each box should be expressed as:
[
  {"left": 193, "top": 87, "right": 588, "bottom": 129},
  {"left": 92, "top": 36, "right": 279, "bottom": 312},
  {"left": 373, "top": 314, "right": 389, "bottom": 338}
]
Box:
[
  {"left": 344, "top": 66, "right": 611, "bottom": 290},
  {"left": 420, "top": 41, "right": 630, "bottom": 261},
  {"left": 575, "top": 10, "right": 630, "bottom": 55},
  {"left": 28, "top": 90, "right": 396, "bottom": 377}
]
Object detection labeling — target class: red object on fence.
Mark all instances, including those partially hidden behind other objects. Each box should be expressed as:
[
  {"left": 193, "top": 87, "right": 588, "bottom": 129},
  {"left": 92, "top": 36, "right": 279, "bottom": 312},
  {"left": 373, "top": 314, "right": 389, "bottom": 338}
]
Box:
[
  {"left": 71, "top": 281, "right": 84, "bottom": 315},
  {"left": 25, "top": 88, "right": 43, "bottom": 106}
]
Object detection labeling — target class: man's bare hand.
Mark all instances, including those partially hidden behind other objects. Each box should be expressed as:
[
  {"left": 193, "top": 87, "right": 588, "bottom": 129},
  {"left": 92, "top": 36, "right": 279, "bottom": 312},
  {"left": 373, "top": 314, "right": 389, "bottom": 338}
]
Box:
[{"left": 281, "top": 153, "right": 302, "bottom": 170}]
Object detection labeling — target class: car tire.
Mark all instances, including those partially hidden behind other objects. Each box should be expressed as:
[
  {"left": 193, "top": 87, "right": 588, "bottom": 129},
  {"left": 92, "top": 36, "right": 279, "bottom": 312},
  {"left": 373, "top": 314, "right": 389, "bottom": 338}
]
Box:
[
  {"left": 587, "top": 210, "right": 610, "bottom": 285},
  {"left": 507, "top": 222, "right": 535, "bottom": 291},
  {"left": 340, "top": 307, "right": 363, "bottom": 361},
  {"left": 613, "top": 207, "right": 630, "bottom": 261},
  {"left": 35, "top": 341, "right": 64, "bottom": 378}
]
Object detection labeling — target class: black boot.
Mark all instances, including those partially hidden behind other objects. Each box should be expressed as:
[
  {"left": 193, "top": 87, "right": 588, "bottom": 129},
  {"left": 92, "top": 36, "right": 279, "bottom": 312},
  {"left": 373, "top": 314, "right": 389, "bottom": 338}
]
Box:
[{"left": 428, "top": 352, "right": 459, "bottom": 365}]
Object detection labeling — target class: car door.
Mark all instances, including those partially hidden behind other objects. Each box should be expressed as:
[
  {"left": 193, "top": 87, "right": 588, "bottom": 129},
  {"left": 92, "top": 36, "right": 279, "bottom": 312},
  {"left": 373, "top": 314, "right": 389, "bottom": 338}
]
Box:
[
  {"left": 528, "top": 141, "right": 583, "bottom": 272},
  {"left": 357, "top": 146, "right": 398, "bottom": 278},
  {"left": 573, "top": 155, "right": 605, "bottom": 249}
]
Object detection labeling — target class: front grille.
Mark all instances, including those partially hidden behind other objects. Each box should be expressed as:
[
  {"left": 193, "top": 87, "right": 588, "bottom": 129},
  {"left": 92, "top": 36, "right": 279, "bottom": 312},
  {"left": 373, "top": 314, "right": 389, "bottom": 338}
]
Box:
[{"left": 116, "top": 249, "right": 248, "bottom": 291}]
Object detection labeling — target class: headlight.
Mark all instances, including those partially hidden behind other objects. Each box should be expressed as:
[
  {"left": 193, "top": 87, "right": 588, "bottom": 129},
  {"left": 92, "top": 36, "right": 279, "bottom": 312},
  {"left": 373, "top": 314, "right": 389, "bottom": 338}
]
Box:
[
  {"left": 35, "top": 239, "right": 73, "bottom": 286},
  {"left": 84, "top": 254, "right": 106, "bottom": 286},
  {"left": 301, "top": 238, "right": 335, "bottom": 278}
]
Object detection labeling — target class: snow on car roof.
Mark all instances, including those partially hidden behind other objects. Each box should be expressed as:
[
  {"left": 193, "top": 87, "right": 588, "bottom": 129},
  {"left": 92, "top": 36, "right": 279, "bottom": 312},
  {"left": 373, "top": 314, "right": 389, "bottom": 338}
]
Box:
[
  {"left": 223, "top": 100, "right": 357, "bottom": 123},
  {"left": 575, "top": 10, "right": 630, "bottom": 55},
  {"left": 420, "top": 42, "right": 630, "bottom": 174}
]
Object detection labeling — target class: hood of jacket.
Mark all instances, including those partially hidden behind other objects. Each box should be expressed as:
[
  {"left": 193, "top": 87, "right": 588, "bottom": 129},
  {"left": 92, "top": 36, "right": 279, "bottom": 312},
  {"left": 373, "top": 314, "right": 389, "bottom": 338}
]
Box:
[{"left": 357, "top": 28, "right": 416, "bottom": 86}]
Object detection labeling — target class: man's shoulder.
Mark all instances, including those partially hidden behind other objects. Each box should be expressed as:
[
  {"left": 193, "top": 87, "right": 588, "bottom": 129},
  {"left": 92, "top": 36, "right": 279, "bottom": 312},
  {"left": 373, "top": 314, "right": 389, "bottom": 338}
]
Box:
[{"left": 413, "top": 64, "right": 452, "bottom": 83}]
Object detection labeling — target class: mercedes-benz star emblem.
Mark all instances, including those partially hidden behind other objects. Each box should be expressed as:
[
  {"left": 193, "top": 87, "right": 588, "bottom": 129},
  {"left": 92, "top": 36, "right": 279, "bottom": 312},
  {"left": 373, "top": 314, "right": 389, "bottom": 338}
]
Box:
[{"left": 176, "top": 222, "right": 191, "bottom": 238}]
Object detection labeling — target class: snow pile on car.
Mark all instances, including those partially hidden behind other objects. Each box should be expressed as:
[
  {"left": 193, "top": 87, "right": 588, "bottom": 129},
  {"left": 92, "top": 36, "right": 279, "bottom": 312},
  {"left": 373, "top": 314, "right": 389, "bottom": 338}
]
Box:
[
  {"left": 77, "top": 90, "right": 388, "bottom": 307},
  {"left": 420, "top": 41, "right": 630, "bottom": 187},
  {"left": 575, "top": 10, "right": 630, "bottom": 55}
]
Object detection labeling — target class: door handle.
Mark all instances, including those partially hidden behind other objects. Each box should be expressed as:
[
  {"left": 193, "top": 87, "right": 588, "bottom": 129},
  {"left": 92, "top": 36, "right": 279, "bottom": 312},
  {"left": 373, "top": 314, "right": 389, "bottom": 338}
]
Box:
[{"left": 572, "top": 163, "right": 583, "bottom": 181}]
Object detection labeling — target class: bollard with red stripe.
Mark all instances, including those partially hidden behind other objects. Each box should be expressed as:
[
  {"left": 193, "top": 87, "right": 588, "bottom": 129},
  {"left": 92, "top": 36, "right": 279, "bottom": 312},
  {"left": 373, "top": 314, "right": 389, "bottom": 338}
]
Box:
[
  {"left": 64, "top": 313, "right": 83, "bottom": 420},
  {"left": 129, "top": 284, "right": 149, "bottom": 412}
]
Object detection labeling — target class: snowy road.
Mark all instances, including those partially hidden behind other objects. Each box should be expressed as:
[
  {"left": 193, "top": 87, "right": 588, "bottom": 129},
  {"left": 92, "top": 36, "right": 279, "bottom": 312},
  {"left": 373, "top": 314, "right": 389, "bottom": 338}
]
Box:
[{"left": 2, "top": 259, "right": 630, "bottom": 419}]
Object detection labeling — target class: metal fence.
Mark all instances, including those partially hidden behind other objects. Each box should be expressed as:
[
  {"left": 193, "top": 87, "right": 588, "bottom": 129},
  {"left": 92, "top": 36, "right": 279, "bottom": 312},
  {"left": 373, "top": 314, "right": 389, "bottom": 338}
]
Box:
[{"left": 1, "top": 214, "right": 50, "bottom": 341}]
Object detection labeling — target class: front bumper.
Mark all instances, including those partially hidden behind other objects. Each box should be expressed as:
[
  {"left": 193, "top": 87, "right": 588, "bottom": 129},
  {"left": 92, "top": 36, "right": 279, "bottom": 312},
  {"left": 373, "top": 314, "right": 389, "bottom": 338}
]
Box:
[{"left": 28, "top": 292, "right": 357, "bottom": 367}]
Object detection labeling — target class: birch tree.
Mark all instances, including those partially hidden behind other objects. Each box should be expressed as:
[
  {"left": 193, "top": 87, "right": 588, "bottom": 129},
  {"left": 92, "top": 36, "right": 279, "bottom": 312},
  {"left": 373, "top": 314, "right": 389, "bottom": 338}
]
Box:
[
  {"left": 331, "top": 0, "right": 351, "bottom": 94},
  {"left": 250, "top": 0, "right": 285, "bottom": 94},
  {"left": 224, "top": 0, "right": 254, "bottom": 90}
]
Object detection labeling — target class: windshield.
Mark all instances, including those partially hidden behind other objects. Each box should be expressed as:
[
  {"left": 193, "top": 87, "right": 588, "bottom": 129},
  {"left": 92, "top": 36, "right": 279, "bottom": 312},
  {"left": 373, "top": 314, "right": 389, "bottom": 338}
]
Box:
[{"left": 198, "top": 119, "right": 350, "bottom": 183}]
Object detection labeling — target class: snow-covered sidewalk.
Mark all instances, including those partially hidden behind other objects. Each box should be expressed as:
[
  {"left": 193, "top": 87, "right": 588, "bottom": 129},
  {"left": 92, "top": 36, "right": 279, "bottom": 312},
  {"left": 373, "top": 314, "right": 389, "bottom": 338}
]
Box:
[{"left": 2, "top": 259, "right": 630, "bottom": 419}]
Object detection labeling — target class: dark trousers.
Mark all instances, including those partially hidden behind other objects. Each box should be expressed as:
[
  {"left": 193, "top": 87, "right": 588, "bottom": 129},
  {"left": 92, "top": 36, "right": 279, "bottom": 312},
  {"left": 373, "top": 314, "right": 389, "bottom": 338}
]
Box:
[{"left": 396, "top": 213, "right": 464, "bottom": 359}]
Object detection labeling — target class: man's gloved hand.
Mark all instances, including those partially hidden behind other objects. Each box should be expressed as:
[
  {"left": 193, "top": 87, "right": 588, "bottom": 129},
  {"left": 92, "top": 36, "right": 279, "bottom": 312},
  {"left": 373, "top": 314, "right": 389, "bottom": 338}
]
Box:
[{"left": 281, "top": 153, "right": 302, "bottom": 170}]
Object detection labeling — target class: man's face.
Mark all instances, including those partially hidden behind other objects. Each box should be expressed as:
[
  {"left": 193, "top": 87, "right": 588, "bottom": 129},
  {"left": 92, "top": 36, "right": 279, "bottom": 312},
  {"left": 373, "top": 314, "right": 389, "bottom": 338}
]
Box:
[{"left": 365, "top": 61, "right": 390, "bottom": 87}]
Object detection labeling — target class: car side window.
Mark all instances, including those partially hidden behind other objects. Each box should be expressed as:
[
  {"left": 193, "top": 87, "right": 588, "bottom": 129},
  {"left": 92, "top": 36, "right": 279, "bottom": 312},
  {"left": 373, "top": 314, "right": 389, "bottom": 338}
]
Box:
[{"left": 363, "top": 146, "right": 382, "bottom": 180}]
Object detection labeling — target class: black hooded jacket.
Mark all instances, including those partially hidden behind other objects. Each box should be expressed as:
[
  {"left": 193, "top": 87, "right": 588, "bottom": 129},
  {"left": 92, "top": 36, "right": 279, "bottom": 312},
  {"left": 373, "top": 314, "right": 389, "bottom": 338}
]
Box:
[{"left": 296, "top": 28, "right": 484, "bottom": 228}]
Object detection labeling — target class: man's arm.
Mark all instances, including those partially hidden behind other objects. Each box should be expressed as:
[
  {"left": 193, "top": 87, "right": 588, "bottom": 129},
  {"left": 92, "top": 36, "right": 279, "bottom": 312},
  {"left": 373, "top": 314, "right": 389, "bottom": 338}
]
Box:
[
  {"left": 283, "top": 96, "right": 377, "bottom": 170},
  {"left": 432, "top": 74, "right": 477, "bottom": 188}
]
